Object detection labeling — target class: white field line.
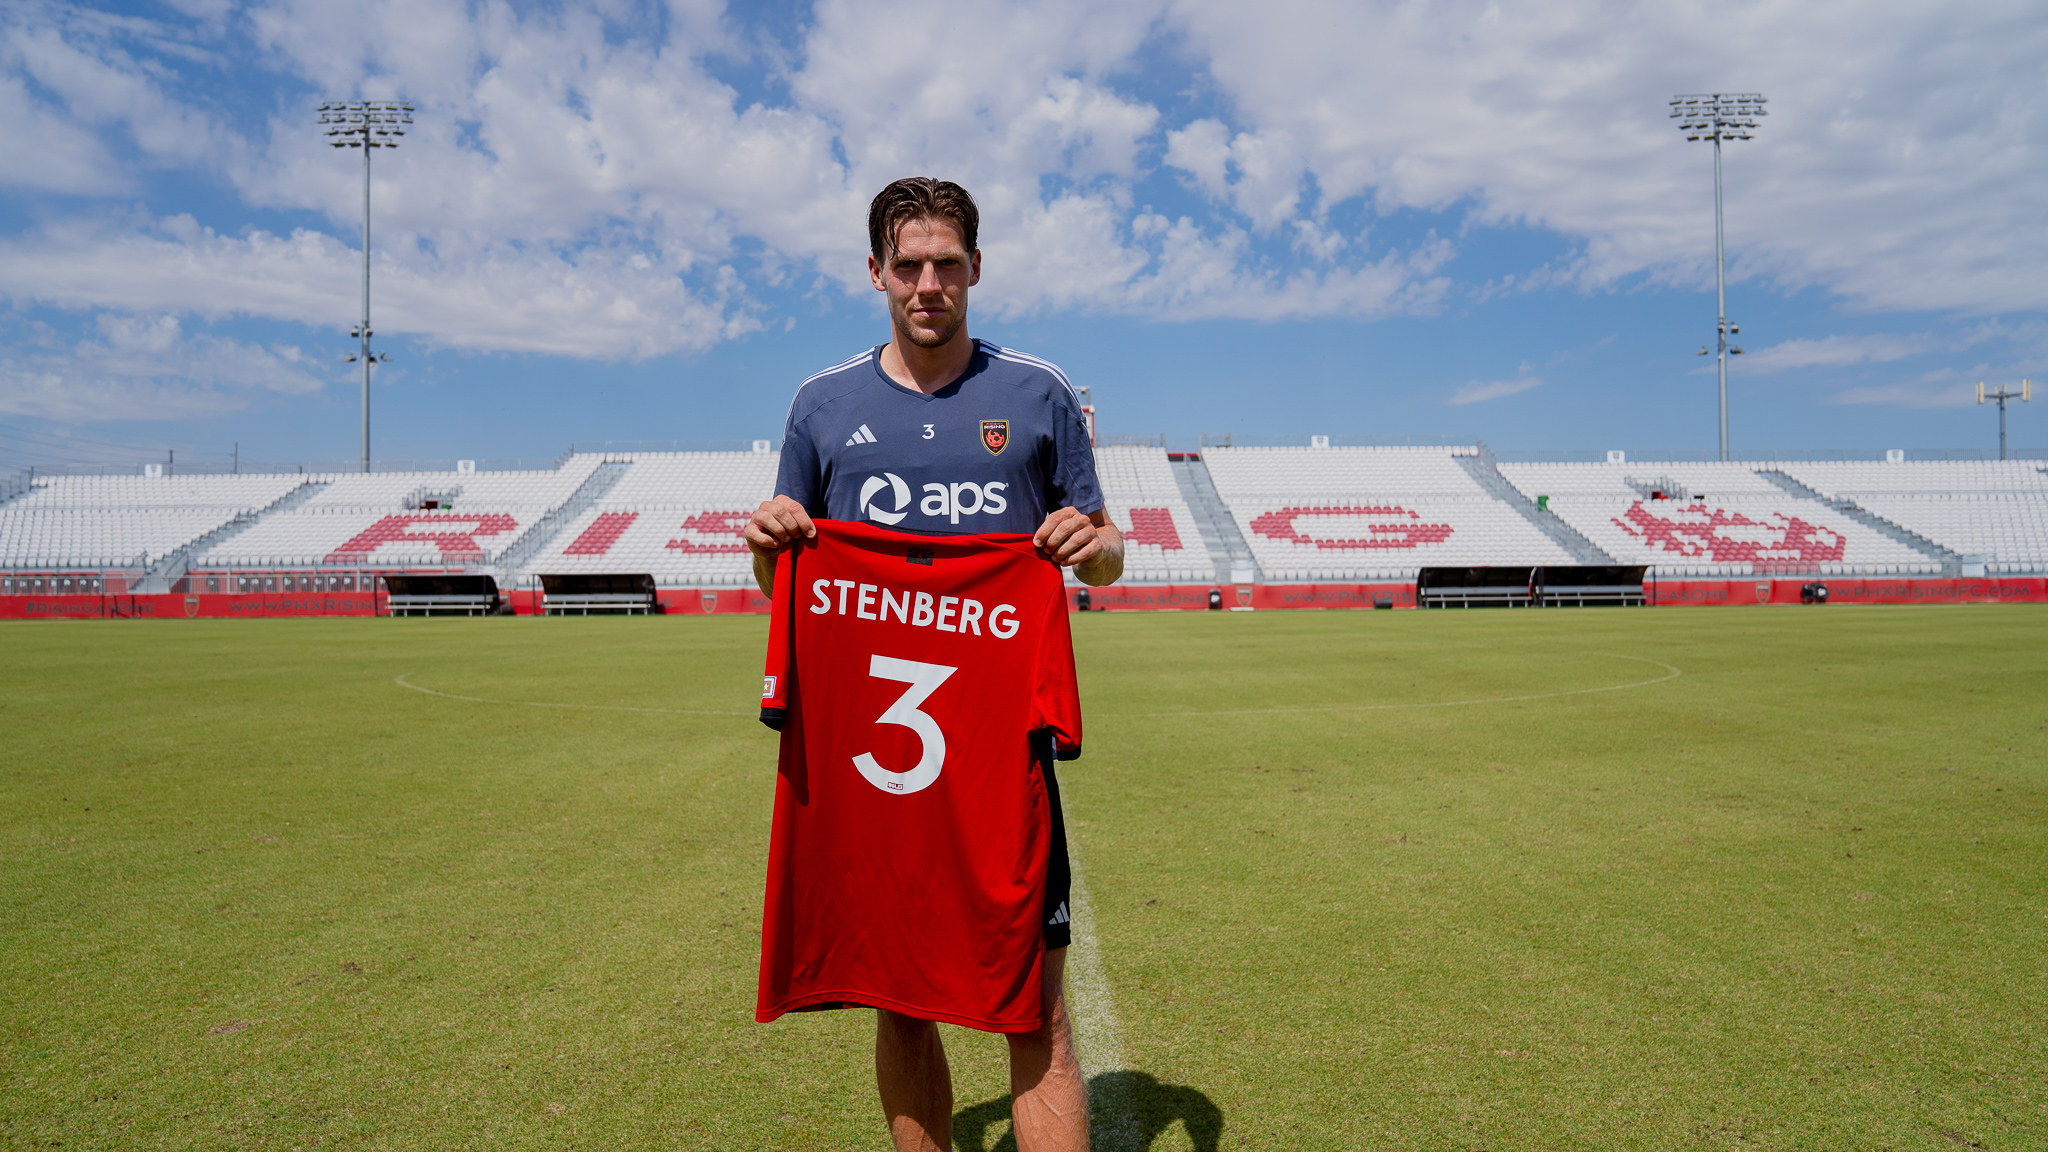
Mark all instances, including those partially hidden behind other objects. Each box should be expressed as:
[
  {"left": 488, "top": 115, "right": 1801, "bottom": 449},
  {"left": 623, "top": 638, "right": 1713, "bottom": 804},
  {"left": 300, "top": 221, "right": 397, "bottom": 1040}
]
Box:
[
  {"left": 392, "top": 672, "right": 752, "bottom": 716},
  {"left": 1065, "top": 846, "right": 1141, "bottom": 1152},
  {"left": 1092, "top": 654, "right": 1680, "bottom": 718}
]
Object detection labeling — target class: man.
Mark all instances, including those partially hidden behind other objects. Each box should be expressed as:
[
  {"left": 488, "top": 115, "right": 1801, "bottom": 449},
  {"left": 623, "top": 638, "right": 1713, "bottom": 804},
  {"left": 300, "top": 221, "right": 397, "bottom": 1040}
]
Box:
[{"left": 745, "top": 177, "right": 1122, "bottom": 1152}]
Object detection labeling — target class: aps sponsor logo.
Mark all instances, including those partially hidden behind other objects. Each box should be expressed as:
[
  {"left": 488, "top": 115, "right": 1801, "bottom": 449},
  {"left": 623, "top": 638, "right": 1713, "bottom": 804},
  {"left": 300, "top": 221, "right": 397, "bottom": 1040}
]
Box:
[{"left": 859, "top": 472, "right": 1010, "bottom": 526}]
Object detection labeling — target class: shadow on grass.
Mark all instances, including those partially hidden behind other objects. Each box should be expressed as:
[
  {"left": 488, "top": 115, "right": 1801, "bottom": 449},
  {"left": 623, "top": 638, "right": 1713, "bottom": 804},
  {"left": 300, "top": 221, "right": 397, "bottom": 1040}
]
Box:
[{"left": 954, "top": 1070, "right": 1223, "bottom": 1152}]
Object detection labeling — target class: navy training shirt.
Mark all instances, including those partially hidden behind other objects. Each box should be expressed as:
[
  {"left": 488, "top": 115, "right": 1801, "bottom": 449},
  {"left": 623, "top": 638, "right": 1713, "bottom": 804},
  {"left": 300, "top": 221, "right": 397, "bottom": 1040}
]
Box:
[{"left": 775, "top": 340, "right": 1103, "bottom": 535}]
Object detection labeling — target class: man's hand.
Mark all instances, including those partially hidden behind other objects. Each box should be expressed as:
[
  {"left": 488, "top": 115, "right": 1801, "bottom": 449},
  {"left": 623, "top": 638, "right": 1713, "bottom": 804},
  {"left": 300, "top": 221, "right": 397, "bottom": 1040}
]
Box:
[
  {"left": 746, "top": 495, "right": 816, "bottom": 557},
  {"left": 1034, "top": 507, "right": 1124, "bottom": 587},
  {"left": 747, "top": 495, "right": 815, "bottom": 597}
]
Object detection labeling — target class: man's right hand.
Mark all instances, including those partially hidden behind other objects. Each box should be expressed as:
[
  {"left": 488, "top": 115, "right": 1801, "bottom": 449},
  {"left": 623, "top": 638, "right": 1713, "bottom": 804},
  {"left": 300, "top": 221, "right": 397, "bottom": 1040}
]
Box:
[{"left": 746, "top": 495, "right": 817, "bottom": 557}]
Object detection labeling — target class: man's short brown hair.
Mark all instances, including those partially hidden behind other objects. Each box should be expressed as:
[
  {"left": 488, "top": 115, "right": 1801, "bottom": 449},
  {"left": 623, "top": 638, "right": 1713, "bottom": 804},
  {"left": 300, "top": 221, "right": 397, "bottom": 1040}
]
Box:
[{"left": 868, "top": 177, "right": 979, "bottom": 264}]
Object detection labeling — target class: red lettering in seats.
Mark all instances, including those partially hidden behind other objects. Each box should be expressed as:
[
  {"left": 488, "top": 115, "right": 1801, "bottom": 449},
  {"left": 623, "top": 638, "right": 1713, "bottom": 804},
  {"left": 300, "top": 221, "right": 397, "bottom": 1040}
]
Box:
[
  {"left": 1250, "top": 506, "right": 1455, "bottom": 550},
  {"left": 325, "top": 513, "right": 518, "bottom": 562},
  {"left": 1613, "top": 501, "right": 1845, "bottom": 564},
  {"left": 1125, "top": 508, "right": 1184, "bottom": 550},
  {"left": 566, "top": 511, "right": 638, "bottom": 555},
  {"left": 666, "top": 511, "right": 750, "bottom": 554}
]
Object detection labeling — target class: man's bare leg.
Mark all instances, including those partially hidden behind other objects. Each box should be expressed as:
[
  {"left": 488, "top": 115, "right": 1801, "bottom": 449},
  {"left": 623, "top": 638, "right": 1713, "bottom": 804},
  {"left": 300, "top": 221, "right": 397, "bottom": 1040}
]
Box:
[
  {"left": 1007, "top": 947, "right": 1088, "bottom": 1152},
  {"left": 876, "top": 1009, "right": 952, "bottom": 1152}
]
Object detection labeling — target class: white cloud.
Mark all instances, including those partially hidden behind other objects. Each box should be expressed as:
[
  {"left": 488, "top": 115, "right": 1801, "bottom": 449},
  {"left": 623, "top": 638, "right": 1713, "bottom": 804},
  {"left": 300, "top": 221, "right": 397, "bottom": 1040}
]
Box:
[
  {"left": 1449, "top": 364, "right": 1540, "bottom": 406},
  {"left": 0, "top": 213, "right": 756, "bottom": 359},
  {"left": 1170, "top": 0, "right": 2048, "bottom": 314},
  {"left": 1738, "top": 332, "right": 1935, "bottom": 373},
  {"left": 0, "top": 313, "right": 325, "bottom": 421},
  {"left": 1826, "top": 381, "right": 1978, "bottom": 409},
  {"left": 0, "top": 0, "right": 2044, "bottom": 375}
]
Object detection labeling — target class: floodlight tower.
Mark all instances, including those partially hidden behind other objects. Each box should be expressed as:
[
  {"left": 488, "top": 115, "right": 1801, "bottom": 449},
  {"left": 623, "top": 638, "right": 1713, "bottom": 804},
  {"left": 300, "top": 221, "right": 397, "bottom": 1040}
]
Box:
[
  {"left": 316, "top": 100, "right": 413, "bottom": 472},
  {"left": 1672, "top": 93, "right": 1766, "bottom": 461},
  {"left": 1977, "top": 379, "right": 2030, "bottom": 461}
]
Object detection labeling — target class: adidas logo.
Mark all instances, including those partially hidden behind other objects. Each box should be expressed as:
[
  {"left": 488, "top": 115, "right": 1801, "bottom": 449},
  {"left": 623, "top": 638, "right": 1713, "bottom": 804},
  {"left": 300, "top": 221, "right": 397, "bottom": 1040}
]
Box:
[
  {"left": 1047, "top": 901, "right": 1070, "bottom": 926},
  {"left": 844, "top": 423, "right": 878, "bottom": 447}
]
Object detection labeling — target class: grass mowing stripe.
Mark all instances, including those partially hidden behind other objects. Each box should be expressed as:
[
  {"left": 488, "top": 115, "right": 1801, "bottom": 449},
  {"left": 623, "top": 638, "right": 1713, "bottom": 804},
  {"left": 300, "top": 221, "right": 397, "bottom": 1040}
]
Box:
[
  {"left": 1092, "top": 652, "right": 1681, "bottom": 717},
  {"left": 393, "top": 671, "right": 755, "bottom": 716}
]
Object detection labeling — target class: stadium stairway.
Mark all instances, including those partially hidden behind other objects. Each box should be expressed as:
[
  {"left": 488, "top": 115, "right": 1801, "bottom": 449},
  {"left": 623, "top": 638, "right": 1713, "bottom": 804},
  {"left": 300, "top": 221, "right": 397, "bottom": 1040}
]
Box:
[
  {"left": 1170, "top": 453, "right": 1262, "bottom": 582},
  {"left": 489, "top": 459, "right": 631, "bottom": 580},
  {"left": 1755, "top": 469, "right": 1960, "bottom": 575},
  {"left": 1459, "top": 447, "right": 1615, "bottom": 565},
  {"left": 136, "top": 478, "right": 323, "bottom": 593}
]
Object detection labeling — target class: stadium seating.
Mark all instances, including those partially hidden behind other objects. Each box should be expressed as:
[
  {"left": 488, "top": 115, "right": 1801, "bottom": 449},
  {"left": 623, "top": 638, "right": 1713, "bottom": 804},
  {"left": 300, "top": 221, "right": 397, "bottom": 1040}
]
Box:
[
  {"left": 1, "top": 474, "right": 304, "bottom": 569},
  {"left": 1773, "top": 461, "right": 2048, "bottom": 573},
  {"left": 1497, "top": 461, "right": 1942, "bottom": 576},
  {"left": 1204, "top": 446, "right": 1577, "bottom": 579},
  {"left": 527, "top": 452, "right": 779, "bottom": 586},
  {"left": 8, "top": 449, "right": 2045, "bottom": 586},
  {"left": 1091, "top": 445, "right": 1210, "bottom": 582},
  {"left": 197, "top": 459, "right": 603, "bottom": 568}
]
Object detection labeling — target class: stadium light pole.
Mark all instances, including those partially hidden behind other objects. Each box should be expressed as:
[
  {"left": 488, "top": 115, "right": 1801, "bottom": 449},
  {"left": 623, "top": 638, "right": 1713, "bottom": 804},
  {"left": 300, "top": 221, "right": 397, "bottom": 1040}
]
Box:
[
  {"left": 316, "top": 100, "right": 413, "bottom": 472},
  {"left": 1977, "top": 379, "right": 2030, "bottom": 461},
  {"left": 1672, "top": 93, "right": 1766, "bottom": 461}
]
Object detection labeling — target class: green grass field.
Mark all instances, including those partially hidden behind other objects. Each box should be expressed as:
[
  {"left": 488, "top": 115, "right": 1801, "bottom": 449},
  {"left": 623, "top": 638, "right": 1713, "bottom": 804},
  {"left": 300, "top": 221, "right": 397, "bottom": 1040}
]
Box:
[{"left": 3, "top": 606, "right": 2043, "bottom": 1150}]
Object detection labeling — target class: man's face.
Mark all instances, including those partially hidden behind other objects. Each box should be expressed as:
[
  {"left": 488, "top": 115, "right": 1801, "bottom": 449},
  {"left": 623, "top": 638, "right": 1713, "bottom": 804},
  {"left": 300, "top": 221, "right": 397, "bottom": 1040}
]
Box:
[{"left": 869, "top": 217, "right": 980, "bottom": 350}]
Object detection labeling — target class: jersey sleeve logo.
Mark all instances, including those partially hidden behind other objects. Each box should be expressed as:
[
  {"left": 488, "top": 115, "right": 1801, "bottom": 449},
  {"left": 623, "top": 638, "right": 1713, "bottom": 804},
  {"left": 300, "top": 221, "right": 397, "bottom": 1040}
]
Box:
[{"left": 980, "top": 419, "right": 1009, "bottom": 456}]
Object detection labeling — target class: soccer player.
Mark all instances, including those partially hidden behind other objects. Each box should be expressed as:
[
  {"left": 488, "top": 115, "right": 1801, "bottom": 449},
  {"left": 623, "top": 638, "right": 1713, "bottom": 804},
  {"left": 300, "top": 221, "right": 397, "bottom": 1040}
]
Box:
[{"left": 744, "top": 176, "right": 1123, "bottom": 1152}]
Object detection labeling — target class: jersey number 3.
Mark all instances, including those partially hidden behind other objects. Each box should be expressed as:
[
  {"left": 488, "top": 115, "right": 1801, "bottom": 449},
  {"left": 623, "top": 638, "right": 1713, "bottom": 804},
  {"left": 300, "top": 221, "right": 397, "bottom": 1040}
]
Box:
[{"left": 854, "top": 655, "right": 958, "bottom": 795}]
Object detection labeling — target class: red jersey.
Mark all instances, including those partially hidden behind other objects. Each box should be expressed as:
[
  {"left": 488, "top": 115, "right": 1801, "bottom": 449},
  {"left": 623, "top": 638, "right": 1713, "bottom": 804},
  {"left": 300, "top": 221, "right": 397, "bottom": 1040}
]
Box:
[{"left": 756, "top": 520, "right": 1083, "bottom": 1033}]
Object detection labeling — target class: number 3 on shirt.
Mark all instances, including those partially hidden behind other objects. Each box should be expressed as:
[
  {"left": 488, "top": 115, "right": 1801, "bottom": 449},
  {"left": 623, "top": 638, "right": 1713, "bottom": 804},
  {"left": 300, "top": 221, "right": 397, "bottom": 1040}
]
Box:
[{"left": 853, "top": 655, "right": 957, "bottom": 795}]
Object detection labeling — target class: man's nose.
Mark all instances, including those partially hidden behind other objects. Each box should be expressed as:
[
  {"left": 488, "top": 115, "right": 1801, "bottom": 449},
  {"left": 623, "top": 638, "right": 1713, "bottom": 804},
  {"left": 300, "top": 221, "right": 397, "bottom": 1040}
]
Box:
[{"left": 916, "top": 262, "right": 944, "bottom": 295}]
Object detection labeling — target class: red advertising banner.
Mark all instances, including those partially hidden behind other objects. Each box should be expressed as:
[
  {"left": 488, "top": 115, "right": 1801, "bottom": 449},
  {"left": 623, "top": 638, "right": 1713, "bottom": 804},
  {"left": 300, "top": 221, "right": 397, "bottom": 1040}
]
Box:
[
  {"left": 0, "top": 592, "right": 383, "bottom": 620},
  {"left": 5, "top": 577, "right": 2043, "bottom": 621},
  {"left": 1650, "top": 576, "right": 2047, "bottom": 607}
]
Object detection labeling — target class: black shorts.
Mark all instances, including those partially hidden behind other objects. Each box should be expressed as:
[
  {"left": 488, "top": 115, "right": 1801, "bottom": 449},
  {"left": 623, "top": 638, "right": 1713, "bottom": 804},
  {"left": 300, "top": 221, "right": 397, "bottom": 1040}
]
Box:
[{"left": 1036, "top": 732, "right": 1073, "bottom": 951}]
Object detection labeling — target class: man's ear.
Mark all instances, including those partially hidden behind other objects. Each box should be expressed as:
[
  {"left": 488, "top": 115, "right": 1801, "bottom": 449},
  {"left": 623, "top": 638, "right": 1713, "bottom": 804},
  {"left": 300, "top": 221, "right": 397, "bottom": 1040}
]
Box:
[
  {"left": 968, "top": 249, "right": 981, "bottom": 287},
  {"left": 868, "top": 253, "right": 887, "bottom": 292}
]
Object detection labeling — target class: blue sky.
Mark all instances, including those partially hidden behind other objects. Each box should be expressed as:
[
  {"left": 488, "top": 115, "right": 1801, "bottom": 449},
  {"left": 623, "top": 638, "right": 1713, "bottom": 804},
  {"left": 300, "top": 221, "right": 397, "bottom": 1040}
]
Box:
[{"left": 3, "top": 0, "right": 2045, "bottom": 471}]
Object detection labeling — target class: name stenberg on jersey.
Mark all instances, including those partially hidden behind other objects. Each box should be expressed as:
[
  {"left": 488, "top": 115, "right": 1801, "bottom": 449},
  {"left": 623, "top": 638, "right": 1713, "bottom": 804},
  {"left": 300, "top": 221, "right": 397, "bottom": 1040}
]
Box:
[{"left": 810, "top": 579, "right": 1020, "bottom": 639}]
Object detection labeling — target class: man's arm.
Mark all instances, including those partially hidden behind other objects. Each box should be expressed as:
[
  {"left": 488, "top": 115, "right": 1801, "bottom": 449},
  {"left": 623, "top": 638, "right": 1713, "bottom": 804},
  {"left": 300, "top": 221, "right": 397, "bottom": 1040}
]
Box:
[
  {"left": 745, "top": 495, "right": 817, "bottom": 598},
  {"left": 1033, "top": 507, "right": 1123, "bottom": 587}
]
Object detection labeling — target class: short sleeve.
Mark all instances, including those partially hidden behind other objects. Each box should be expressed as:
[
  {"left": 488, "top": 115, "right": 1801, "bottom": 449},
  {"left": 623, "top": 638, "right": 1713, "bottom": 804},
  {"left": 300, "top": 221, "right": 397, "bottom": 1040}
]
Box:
[
  {"left": 1030, "top": 574, "right": 1083, "bottom": 759},
  {"left": 775, "top": 405, "right": 824, "bottom": 517},
  {"left": 1048, "top": 388, "right": 1103, "bottom": 516}
]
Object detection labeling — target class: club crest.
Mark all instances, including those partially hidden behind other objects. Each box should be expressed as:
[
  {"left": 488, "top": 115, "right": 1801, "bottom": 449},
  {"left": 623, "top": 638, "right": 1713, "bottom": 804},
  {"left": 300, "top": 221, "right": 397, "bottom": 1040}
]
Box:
[
  {"left": 1754, "top": 581, "right": 1772, "bottom": 604},
  {"left": 980, "top": 419, "right": 1009, "bottom": 456}
]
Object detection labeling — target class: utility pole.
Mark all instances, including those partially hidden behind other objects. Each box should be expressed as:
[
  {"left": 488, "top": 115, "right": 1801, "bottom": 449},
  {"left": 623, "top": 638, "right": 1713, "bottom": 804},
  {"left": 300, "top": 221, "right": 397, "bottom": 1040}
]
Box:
[
  {"left": 316, "top": 100, "right": 413, "bottom": 472},
  {"left": 1977, "top": 379, "right": 2031, "bottom": 461},
  {"left": 1672, "top": 93, "right": 1766, "bottom": 461}
]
